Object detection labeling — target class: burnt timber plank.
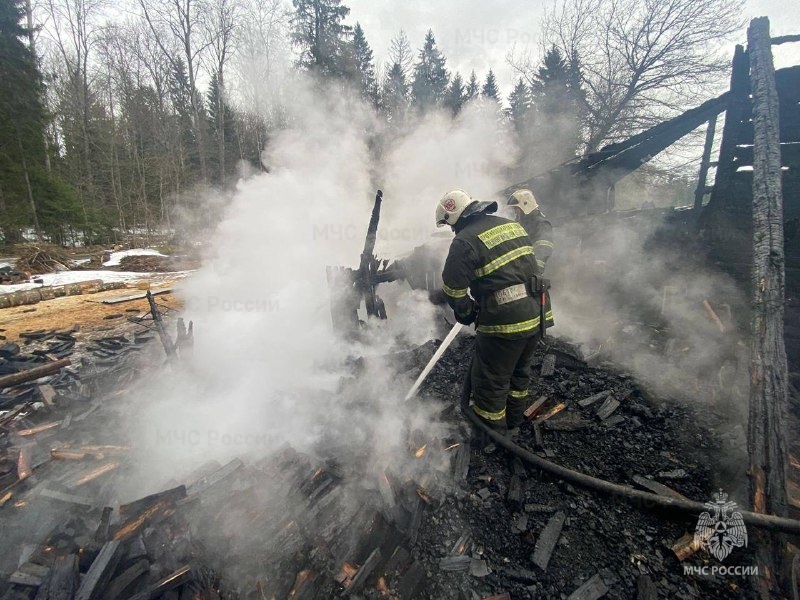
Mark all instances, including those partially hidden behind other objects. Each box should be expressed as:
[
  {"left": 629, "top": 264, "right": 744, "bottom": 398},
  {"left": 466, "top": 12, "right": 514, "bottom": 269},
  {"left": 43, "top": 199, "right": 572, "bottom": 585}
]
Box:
[
  {"left": 119, "top": 485, "right": 186, "bottom": 516},
  {"left": 183, "top": 458, "right": 243, "bottom": 500},
  {"left": 75, "top": 541, "right": 122, "bottom": 600},
  {"left": 348, "top": 548, "right": 382, "bottom": 592},
  {"left": 532, "top": 511, "right": 566, "bottom": 571},
  {"left": 578, "top": 390, "right": 611, "bottom": 408},
  {"left": 39, "top": 555, "right": 79, "bottom": 600},
  {"left": 567, "top": 573, "right": 609, "bottom": 600},
  {"left": 595, "top": 396, "right": 620, "bottom": 421},
  {"left": 103, "top": 559, "right": 149, "bottom": 600},
  {"left": 631, "top": 475, "right": 688, "bottom": 501}
]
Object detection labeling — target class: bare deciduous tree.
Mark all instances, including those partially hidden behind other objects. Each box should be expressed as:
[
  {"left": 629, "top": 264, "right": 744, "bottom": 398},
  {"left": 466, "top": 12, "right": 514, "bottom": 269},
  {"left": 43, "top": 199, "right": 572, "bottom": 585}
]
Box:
[
  {"left": 138, "top": 0, "right": 211, "bottom": 182},
  {"left": 232, "top": 0, "right": 291, "bottom": 153},
  {"left": 513, "top": 0, "right": 744, "bottom": 152},
  {"left": 203, "top": 0, "right": 241, "bottom": 180}
]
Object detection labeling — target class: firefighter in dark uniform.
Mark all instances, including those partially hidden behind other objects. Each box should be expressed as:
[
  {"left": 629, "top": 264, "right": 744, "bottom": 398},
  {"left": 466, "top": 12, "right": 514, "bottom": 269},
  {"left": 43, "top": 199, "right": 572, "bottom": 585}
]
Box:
[
  {"left": 435, "top": 189, "right": 553, "bottom": 433},
  {"left": 507, "top": 189, "right": 553, "bottom": 276}
]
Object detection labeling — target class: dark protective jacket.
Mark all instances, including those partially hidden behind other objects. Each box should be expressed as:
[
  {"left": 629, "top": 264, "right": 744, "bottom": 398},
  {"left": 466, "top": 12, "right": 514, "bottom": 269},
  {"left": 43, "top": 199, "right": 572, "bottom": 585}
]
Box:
[
  {"left": 441, "top": 213, "right": 552, "bottom": 338},
  {"left": 519, "top": 211, "right": 553, "bottom": 276}
]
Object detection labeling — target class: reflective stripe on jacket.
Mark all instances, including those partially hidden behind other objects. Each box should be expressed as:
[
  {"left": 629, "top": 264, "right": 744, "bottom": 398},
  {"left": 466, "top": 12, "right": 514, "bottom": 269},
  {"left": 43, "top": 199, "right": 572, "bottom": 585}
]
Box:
[{"left": 442, "top": 214, "right": 543, "bottom": 338}]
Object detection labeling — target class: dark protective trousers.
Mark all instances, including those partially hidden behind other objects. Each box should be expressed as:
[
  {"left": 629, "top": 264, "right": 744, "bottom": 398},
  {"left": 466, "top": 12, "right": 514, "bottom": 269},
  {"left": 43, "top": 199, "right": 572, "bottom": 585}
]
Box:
[{"left": 470, "top": 332, "right": 540, "bottom": 431}]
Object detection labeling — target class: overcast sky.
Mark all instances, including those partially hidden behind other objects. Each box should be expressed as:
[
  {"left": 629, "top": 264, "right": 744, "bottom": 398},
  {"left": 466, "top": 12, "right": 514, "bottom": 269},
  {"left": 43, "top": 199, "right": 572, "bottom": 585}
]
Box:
[{"left": 346, "top": 0, "right": 800, "bottom": 98}]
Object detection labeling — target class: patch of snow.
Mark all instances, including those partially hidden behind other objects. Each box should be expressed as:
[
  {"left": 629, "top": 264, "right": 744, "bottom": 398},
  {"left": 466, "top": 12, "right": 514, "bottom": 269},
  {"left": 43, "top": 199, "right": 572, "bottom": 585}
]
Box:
[
  {"left": 102, "top": 248, "right": 166, "bottom": 267},
  {"left": 0, "top": 270, "right": 191, "bottom": 292}
]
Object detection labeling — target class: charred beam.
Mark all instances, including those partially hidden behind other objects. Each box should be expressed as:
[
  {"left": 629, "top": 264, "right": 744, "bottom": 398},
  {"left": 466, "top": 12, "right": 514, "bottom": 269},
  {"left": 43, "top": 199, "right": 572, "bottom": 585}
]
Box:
[
  {"left": 748, "top": 16, "right": 791, "bottom": 598},
  {"left": 0, "top": 359, "right": 71, "bottom": 390}
]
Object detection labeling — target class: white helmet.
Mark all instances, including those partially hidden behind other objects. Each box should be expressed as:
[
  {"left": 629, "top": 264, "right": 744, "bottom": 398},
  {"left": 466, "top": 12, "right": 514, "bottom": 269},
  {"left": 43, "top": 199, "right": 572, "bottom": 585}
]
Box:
[
  {"left": 507, "top": 188, "right": 539, "bottom": 215},
  {"left": 436, "top": 189, "right": 497, "bottom": 227}
]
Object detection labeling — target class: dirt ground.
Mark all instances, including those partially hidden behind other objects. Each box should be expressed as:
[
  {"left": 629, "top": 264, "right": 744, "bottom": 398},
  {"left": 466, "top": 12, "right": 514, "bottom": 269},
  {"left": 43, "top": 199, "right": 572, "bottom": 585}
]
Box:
[{"left": 0, "top": 277, "right": 185, "bottom": 342}]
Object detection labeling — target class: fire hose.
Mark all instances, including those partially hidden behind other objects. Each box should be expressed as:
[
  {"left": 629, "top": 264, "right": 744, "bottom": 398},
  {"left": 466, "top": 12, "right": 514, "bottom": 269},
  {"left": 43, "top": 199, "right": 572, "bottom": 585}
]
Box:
[
  {"left": 459, "top": 362, "right": 800, "bottom": 536},
  {"left": 402, "top": 317, "right": 800, "bottom": 533}
]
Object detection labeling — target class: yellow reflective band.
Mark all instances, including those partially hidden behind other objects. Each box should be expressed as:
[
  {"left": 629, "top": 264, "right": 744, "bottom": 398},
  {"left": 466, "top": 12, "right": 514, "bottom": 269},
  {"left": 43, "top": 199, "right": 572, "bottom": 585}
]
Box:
[
  {"left": 533, "top": 240, "right": 554, "bottom": 249},
  {"left": 509, "top": 389, "right": 528, "bottom": 398},
  {"left": 471, "top": 404, "right": 506, "bottom": 421},
  {"left": 545, "top": 310, "right": 554, "bottom": 319},
  {"left": 476, "top": 316, "right": 541, "bottom": 335},
  {"left": 477, "top": 222, "right": 528, "bottom": 249},
  {"left": 474, "top": 246, "right": 534, "bottom": 278},
  {"left": 442, "top": 283, "right": 468, "bottom": 298},
  {"left": 536, "top": 259, "right": 546, "bottom": 269}
]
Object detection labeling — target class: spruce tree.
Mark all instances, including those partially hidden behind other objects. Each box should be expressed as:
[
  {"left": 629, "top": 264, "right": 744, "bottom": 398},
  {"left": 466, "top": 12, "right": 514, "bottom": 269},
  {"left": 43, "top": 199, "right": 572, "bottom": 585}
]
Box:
[
  {"left": 350, "top": 22, "right": 379, "bottom": 107},
  {"left": 530, "top": 45, "right": 584, "bottom": 161},
  {"left": 381, "top": 62, "right": 409, "bottom": 126},
  {"left": 207, "top": 72, "right": 238, "bottom": 183},
  {"left": 464, "top": 70, "right": 480, "bottom": 102},
  {"left": 411, "top": 29, "right": 449, "bottom": 110},
  {"left": 0, "top": 0, "right": 47, "bottom": 241},
  {"left": 506, "top": 78, "right": 531, "bottom": 132},
  {"left": 291, "top": 0, "right": 352, "bottom": 77},
  {"left": 444, "top": 72, "right": 465, "bottom": 116},
  {"left": 481, "top": 69, "right": 499, "bottom": 101}
]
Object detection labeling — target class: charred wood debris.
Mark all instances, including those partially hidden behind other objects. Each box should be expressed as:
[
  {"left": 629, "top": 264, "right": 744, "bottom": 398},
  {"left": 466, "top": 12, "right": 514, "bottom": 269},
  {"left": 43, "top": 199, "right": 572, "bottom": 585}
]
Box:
[{"left": 0, "top": 305, "right": 765, "bottom": 600}]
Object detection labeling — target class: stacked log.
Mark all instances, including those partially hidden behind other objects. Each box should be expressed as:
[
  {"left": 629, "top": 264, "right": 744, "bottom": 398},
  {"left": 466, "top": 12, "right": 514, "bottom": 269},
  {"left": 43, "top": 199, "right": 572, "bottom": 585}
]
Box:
[{"left": 0, "top": 280, "right": 127, "bottom": 309}]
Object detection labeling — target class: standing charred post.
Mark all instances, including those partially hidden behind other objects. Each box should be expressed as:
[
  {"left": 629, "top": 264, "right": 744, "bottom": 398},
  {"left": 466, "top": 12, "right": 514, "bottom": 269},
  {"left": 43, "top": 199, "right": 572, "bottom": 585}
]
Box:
[
  {"left": 693, "top": 117, "right": 717, "bottom": 211},
  {"left": 747, "top": 17, "right": 790, "bottom": 597}
]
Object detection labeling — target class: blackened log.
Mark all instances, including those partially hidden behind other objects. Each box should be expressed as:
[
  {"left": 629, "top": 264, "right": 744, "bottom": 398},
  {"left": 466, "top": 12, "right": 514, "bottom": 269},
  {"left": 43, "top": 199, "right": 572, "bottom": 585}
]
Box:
[
  {"left": 46, "top": 555, "right": 79, "bottom": 600},
  {"left": 524, "top": 396, "right": 547, "bottom": 419},
  {"left": 348, "top": 548, "right": 382, "bottom": 592},
  {"left": 577, "top": 391, "right": 611, "bottom": 408},
  {"left": 406, "top": 497, "right": 424, "bottom": 545},
  {"left": 119, "top": 486, "right": 186, "bottom": 517},
  {"left": 595, "top": 397, "right": 620, "bottom": 421},
  {"left": 112, "top": 499, "right": 175, "bottom": 541},
  {"left": 771, "top": 34, "right": 800, "bottom": 44},
  {"left": 748, "top": 16, "right": 791, "bottom": 598},
  {"left": 533, "top": 423, "right": 544, "bottom": 450},
  {"left": 532, "top": 511, "right": 566, "bottom": 571},
  {"left": 94, "top": 507, "right": 113, "bottom": 543},
  {"left": 146, "top": 291, "right": 175, "bottom": 358},
  {"left": 0, "top": 359, "right": 71, "bottom": 389},
  {"left": 128, "top": 565, "right": 191, "bottom": 600},
  {"left": 452, "top": 443, "right": 471, "bottom": 485},
  {"left": 567, "top": 573, "right": 608, "bottom": 600},
  {"left": 75, "top": 541, "right": 123, "bottom": 600}
]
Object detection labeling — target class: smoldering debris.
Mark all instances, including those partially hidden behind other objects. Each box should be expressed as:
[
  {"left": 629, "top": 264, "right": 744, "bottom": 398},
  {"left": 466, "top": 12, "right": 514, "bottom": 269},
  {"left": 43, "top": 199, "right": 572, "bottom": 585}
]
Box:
[
  {"left": 0, "top": 316, "right": 767, "bottom": 600},
  {"left": 548, "top": 210, "right": 750, "bottom": 415}
]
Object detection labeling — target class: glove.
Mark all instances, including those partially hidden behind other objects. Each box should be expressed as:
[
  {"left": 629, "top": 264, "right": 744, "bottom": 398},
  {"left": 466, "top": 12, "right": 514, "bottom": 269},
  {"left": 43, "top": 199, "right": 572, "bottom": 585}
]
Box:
[
  {"left": 428, "top": 289, "right": 448, "bottom": 306},
  {"left": 454, "top": 301, "right": 479, "bottom": 326}
]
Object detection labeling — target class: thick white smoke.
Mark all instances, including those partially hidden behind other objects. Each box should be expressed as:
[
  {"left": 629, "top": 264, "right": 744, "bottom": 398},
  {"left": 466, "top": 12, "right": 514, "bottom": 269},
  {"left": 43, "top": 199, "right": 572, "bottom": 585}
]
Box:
[{"left": 117, "top": 80, "right": 517, "bottom": 498}]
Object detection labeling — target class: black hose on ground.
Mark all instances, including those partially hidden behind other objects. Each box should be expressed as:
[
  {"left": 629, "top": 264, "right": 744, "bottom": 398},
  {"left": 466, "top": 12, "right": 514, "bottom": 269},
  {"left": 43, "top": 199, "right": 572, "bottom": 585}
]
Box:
[{"left": 460, "top": 365, "right": 800, "bottom": 536}]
